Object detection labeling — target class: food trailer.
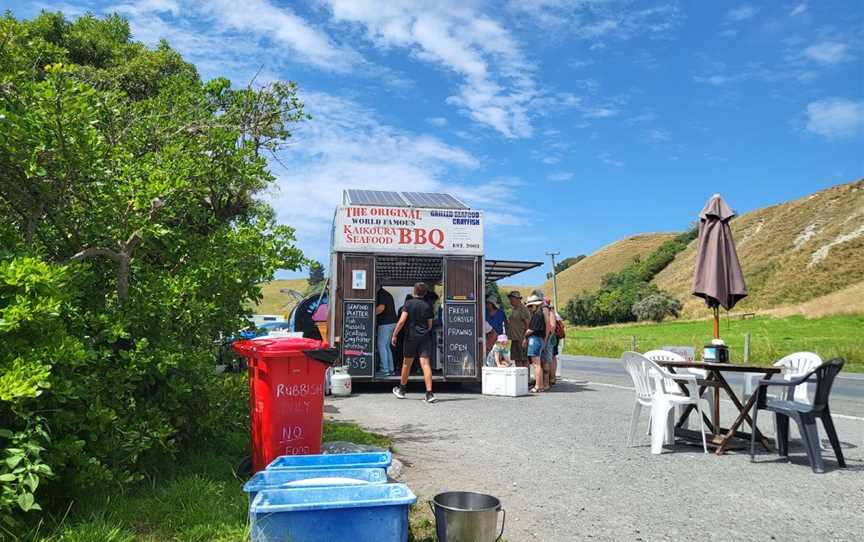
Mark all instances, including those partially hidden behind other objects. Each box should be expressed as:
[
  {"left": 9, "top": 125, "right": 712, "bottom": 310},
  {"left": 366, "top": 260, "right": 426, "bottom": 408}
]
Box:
[{"left": 328, "top": 190, "right": 540, "bottom": 383}]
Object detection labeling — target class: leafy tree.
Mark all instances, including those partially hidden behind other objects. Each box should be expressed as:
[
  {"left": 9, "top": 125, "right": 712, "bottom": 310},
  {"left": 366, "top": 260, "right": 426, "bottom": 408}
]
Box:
[
  {"left": 554, "top": 255, "right": 585, "bottom": 274},
  {"left": 308, "top": 260, "right": 325, "bottom": 286},
  {"left": 562, "top": 229, "right": 696, "bottom": 326},
  {"left": 0, "top": 11, "right": 306, "bottom": 528},
  {"left": 632, "top": 292, "right": 683, "bottom": 323}
]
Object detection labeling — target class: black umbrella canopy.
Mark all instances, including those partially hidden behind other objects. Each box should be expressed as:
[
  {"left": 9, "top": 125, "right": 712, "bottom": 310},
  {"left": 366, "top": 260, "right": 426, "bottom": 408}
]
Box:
[{"left": 692, "top": 194, "right": 747, "bottom": 337}]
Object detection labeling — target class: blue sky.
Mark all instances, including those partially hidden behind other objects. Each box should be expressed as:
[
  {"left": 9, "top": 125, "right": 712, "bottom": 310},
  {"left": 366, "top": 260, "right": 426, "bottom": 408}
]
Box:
[{"left": 7, "top": 0, "right": 864, "bottom": 284}]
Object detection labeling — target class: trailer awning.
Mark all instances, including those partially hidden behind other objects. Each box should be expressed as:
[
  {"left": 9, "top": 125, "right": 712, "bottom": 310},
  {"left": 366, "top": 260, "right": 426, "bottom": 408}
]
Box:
[{"left": 484, "top": 260, "right": 543, "bottom": 283}]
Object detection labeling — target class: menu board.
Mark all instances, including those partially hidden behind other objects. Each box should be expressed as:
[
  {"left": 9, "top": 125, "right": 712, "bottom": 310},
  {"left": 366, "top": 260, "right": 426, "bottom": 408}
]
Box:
[
  {"left": 342, "top": 301, "right": 375, "bottom": 377},
  {"left": 443, "top": 303, "right": 477, "bottom": 377}
]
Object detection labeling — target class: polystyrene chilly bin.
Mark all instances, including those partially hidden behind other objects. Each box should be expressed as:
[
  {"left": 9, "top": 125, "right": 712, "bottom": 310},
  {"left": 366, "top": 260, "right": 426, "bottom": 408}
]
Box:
[
  {"left": 243, "top": 467, "right": 388, "bottom": 503},
  {"left": 250, "top": 483, "right": 416, "bottom": 542},
  {"left": 482, "top": 366, "right": 529, "bottom": 396},
  {"left": 266, "top": 451, "right": 392, "bottom": 471},
  {"left": 232, "top": 337, "right": 329, "bottom": 473}
]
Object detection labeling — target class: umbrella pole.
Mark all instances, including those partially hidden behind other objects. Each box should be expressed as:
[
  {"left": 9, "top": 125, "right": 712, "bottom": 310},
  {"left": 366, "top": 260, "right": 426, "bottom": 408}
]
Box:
[{"left": 713, "top": 306, "right": 720, "bottom": 339}]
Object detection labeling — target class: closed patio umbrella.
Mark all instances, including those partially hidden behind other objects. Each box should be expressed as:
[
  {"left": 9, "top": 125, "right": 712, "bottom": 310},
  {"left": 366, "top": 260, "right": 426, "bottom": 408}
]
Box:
[{"left": 692, "top": 194, "right": 747, "bottom": 339}]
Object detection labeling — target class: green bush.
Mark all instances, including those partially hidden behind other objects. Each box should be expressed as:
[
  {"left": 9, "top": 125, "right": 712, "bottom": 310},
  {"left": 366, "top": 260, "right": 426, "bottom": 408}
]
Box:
[
  {"left": 563, "top": 229, "right": 696, "bottom": 326},
  {"left": 631, "top": 292, "right": 683, "bottom": 322},
  {"left": 0, "top": 12, "right": 305, "bottom": 533}
]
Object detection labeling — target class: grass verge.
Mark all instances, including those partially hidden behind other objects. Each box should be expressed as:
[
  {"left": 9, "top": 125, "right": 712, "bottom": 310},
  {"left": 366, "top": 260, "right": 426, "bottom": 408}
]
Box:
[
  {"left": 30, "top": 420, "right": 403, "bottom": 542},
  {"left": 563, "top": 313, "right": 864, "bottom": 371}
]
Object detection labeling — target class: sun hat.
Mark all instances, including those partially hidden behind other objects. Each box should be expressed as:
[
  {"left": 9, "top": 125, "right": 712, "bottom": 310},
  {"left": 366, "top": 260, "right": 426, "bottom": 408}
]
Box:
[
  {"left": 526, "top": 294, "right": 543, "bottom": 306},
  {"left": 506, "top": 290, "right": 522, "bottom": 299},
  {"left": 497, "top": 334, "right": 508, "bottom": 342},
  {"left": 485, "top": 294, "right": 498, "bottom": 306}
]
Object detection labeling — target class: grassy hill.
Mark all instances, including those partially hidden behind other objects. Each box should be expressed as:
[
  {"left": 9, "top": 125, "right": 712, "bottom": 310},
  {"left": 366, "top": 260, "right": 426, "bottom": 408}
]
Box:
[
  {"left": 252, "top": 278, "right": 310, "bottom": 315},
  {"left": 501, "top": 233, "right": 678, "bottom": 304},
  {"left": 654, "top": 179, "right": 864, "bottom": 317}
]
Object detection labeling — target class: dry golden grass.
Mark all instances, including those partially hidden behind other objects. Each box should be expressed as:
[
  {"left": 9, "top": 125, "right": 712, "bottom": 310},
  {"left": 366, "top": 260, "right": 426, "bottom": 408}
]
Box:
[
  {"left": 501, "top": 233, "right": 677, "bottom": 305},
  {"left": 252, "top": 278, "right": 310, "bottom": 315},
  {"left": 654, "top": 179, "right": 864, "bottom": 318},
  {"left": 764, "top": 280, "right": 864, "bottom": 318}
]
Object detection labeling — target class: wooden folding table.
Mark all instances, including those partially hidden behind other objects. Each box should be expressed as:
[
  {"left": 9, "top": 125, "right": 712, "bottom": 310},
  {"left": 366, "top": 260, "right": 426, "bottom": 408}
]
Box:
[{"left": 656, "top": 361, "right": 782, "bottom": 455}]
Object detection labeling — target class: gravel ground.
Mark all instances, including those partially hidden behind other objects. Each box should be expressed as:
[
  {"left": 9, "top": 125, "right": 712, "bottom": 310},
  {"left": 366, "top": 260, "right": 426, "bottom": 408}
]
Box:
[{"left": 325, "top": 376, "right": 864, "bottom": 541}]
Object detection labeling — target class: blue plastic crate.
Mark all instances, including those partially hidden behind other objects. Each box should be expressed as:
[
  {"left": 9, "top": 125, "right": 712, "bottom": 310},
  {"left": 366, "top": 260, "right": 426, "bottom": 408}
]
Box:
[
  {"left": 243, "top": 467, "right": 387, "bottom": 503},
  {"left": 266, "top": 451, "right": 392, "bottom": 471},
  {"left": 250, "top": 483, "right": 416, "bottom": 542}
]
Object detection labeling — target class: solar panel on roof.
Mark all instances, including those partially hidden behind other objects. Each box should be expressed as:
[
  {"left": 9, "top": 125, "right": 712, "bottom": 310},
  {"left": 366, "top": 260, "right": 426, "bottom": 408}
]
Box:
[
  {"left": 401, "top": 192, "right": 468, "bottom": 209},
  {"left": 346, "top": 190, "right": 409, "bottom": 207}
]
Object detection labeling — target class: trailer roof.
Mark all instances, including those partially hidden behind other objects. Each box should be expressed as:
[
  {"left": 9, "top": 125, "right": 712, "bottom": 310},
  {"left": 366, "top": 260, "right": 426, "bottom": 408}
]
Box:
[
  {"left": 344, "top": 190, "right": 469, "bottom": 210},
  {"left": 485, "top": 259, "right": 543, "bottom": 283}
]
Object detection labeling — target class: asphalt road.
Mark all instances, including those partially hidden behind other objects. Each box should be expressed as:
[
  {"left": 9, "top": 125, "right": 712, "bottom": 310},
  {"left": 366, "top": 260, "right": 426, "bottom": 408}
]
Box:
[
  {"left": 328, "top": 372, "right": 864, "bottom": 541},
  {"left": 559, "top": 355, "right": 864, "bottom": 419}
]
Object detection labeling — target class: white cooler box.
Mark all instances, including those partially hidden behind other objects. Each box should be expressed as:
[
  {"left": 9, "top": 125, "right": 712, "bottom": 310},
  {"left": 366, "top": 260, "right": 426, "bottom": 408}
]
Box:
[{"left": 482, "top": 367, "right": 529, "bottom": 397}]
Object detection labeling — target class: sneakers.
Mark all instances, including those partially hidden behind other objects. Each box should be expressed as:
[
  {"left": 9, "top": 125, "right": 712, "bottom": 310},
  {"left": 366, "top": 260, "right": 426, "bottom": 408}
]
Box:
[{"left": 392, "top": 386, "right": 437, "bottom": 403}]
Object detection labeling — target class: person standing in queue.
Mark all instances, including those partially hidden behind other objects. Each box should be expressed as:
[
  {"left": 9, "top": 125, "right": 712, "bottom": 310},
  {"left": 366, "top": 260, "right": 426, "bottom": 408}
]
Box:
[
  {"left": 391, "top": 282, "right": 437, "bottom": 403},
  {"left": 485, "top": 295, "right": 505, "bottom": 335},
  {"left": 375, "top": 283, "right": 397, "bottom": 376},
  {"left": 505, "top": 291, "right": 530, "bottom": 368},
  {"left": 524, "top": 294, "right": 548, "bottom": 393}
]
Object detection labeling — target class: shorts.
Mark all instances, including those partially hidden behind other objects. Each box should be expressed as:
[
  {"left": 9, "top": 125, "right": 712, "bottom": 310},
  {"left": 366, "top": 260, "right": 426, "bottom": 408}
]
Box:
[
  {"left": 553, "top": 338, "right": 560, "bottom": 356},
  {"left": 403, "top": 336, "right": 432, "bottom": 359},
  {"left": 527, "top": 336, "right": 545, "bottom": 358},
  {"left": 541, "top": 335, "right": 557, "bottom": 364},
  {"left": 510, "top": 340, "right": 526, "bottom": 364}
]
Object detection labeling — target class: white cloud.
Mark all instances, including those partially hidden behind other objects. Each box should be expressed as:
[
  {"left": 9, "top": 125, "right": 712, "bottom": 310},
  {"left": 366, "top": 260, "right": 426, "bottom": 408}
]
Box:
[
  {"left": 647, "top": 128, "right": 669, "bottom": 142},
  {"left": 198, "top": 0, "right": 360, "bottom": 72},
  {"left": 790, "top": 3, "right": 808, "bottom": 16},
  {"left": 547, "top": 172, "right": 574, "bottom": 182},
  {"left": 509, "top": 1, "right": 682, "bottom": 41},
  {"left": 597, "top": 152, "right": 623, "bottom": 167},
  {"left": 323, "top": 0, "right": 537, "bottom": 138},
  {"left": 582, "top": 106, "right": 619, "bottom": 118},
  {"left": 426, "top": 117, "right": 448, "bottom": 127},
  {"left": 112, "top": 0, "right": 361, "bottom": 73},
  {"left": 803, "top": 41, "right": 850, "bottom": 65},
  {"left": 805, "top": 98, "right": 864, "bottom": 140},
  {"left": 726, "top": 5, "right": 758, "bottom": 21},
  {"left": 266, "top": 91, "right": 527, "bottom": 262}
]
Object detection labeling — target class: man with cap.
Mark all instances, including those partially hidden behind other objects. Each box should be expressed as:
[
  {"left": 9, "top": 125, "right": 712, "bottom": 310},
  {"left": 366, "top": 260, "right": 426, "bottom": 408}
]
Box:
[
  {"left": 485, "top": 294, "right": 506, "bottom": 336},
  {"left": 505, "top": 290, "right": 531, "bottom": 367}
]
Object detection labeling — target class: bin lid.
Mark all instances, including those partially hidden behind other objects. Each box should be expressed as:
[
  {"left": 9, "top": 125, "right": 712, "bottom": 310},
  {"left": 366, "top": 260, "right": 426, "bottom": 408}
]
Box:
[
  {"left": 233, "top": 337, "right": 323, "bottom": 356},
  {"left": 244, "top": 468, "right": 387, "bottom": 493},
  {"left": 250, "top": 483, "right": 416, "bottom": 513}
]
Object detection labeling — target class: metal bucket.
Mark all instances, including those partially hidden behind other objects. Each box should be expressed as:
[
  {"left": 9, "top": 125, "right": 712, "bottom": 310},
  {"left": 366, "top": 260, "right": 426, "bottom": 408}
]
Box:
[{"left": 430, "top": 491, "right": 505, "bottom": 542}]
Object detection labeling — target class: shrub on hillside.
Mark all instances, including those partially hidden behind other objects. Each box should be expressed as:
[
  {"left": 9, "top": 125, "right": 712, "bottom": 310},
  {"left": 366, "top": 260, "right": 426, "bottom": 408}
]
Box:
[
  {"left": 631, "top": 292, "right": 683, "bottom": 322},
  {"left": 562, "top": 229, "right": 696, "bottom": 327}
]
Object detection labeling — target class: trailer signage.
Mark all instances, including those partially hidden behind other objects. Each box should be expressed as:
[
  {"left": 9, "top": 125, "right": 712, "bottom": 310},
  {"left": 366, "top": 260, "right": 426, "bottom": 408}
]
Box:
[{"left": 333, "top": 205, "right": 483, "bottom": 254}]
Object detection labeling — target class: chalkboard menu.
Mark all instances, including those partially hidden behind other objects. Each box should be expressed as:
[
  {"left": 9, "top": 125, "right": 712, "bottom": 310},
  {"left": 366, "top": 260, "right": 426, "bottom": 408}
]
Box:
[
  {"left": 342, "top": 301, "right": 375, "bottom": 377},
  {"left": 443, "top": 303, "right": 477, "bottom": 377}
]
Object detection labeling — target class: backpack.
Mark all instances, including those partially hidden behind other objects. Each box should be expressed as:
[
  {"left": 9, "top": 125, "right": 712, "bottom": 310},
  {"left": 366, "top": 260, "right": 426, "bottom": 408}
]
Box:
[{"left": 554, "top": 318, "right": 566, "bottom": 340}]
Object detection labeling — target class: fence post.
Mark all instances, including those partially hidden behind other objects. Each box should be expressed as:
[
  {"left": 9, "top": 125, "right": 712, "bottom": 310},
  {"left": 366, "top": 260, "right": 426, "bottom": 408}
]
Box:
[
  {"left": 743, "top": 333, "right": 751, "bottom": 363},
  {"left": 630, "top": 335, "right": 637, "bottom": 352}
]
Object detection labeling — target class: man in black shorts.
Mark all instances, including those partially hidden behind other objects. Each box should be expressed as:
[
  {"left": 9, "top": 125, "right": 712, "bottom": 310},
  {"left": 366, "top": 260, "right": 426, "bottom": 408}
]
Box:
[{"left": 391, "top": 282, "right": 436, "bottom": 403}]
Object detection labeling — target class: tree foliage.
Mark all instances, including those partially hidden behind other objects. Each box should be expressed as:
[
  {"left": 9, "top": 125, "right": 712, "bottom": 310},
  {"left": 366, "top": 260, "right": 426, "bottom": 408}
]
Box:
[
  {"left": 0, "top": 11, "right": 305, "bottom": 529},
  {"left": 308, "top": 260, "right": 325, "bottom": 286},
  {"left": 563, "top": 229, "right": 696, "bottom": 326},
  {"left": 632, "top": 292, "right": 684, "bottom": 323},
  {"left": 554, "top": 255, "right": 585, "bottom": 274}
]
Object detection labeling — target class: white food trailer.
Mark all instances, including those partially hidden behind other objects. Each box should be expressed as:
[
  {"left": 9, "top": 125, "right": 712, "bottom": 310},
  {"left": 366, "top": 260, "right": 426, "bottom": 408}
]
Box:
[{"left": 327, "top": 190, "right": 540, "bottom": 383}]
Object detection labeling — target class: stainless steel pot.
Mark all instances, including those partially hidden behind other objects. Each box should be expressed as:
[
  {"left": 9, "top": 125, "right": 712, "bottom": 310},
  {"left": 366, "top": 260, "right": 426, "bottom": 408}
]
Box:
[{"left": 430, "top": 491, "right": 505, "bottom": 542}]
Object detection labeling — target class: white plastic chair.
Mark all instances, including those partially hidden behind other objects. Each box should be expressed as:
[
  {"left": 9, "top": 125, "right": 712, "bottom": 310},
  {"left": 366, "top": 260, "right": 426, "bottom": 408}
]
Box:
[
  {"left": 742, "top": 352, "right": 823, "bottom": 447},
  {"left": 644, "top": 350, "right": 715, "bottom": 431},
  {"left": 742, "top": 352, "right": 823, "bottom": 403},
  {"left": 622, "top": 352, "right": 709, "bottom": 454}
]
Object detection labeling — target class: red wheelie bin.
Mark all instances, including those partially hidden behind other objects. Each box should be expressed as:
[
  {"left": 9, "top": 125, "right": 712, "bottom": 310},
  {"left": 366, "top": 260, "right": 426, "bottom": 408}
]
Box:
[{"left": 233, "top": 337, "right": 332, "bottom": 473}]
